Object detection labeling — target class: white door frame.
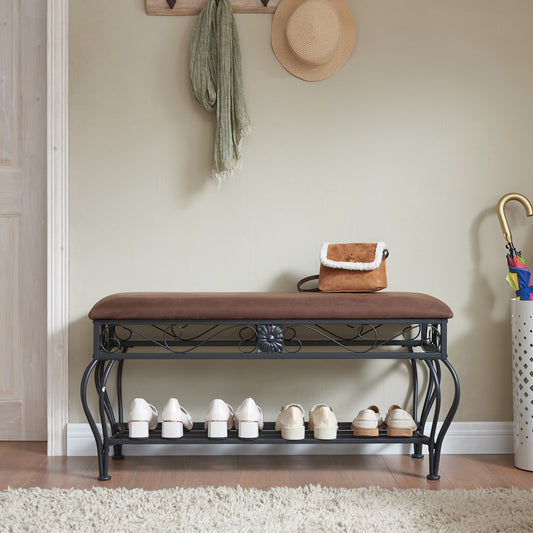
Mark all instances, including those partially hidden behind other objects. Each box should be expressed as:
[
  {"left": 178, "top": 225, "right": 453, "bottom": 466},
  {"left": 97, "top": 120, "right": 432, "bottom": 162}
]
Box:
[{"left": 47, "top": 0, "right": 68, "bottom": 456}]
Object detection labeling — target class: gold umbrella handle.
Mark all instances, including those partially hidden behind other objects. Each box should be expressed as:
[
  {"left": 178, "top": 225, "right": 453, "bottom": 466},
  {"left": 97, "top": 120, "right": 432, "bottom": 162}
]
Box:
[{"left": 497, "top": 193, "right": 533, "bottom": 244}]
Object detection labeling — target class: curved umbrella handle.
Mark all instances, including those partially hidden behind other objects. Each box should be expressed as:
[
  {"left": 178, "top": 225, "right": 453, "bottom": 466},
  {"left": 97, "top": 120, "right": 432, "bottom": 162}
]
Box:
[{"left": 497, "top": 193, "right": 533, "bottom": 245}]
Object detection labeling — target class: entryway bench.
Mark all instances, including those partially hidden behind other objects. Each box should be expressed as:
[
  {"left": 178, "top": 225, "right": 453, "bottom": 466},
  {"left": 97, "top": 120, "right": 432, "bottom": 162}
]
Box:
[{"left": 81, "top": 291, "right": 459, "bottom": 481}]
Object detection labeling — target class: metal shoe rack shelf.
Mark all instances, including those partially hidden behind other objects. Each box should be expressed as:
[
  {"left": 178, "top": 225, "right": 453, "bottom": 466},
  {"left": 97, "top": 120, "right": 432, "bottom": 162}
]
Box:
[{"left": 81, "top": 318, "right": 460, "bottom": 481}]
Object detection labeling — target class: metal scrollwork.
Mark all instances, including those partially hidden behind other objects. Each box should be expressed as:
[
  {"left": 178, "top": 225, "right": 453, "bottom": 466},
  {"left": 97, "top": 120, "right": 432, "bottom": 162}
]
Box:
[
  {"left": 401, "top": 324, "right": 442, "bottom": 352},
  {"left": 97, "top": 320, "right": 442, "bottom": 357},
  {"left": 422, "top": 324, "right": 441, "bottom": 352},
  {"left": 239, "top": 326, "right": 258, "bottom": 354},
  {"left": 315, "top": 324, "right": 379, "bottom": 342},
  {"left": 283, "top": 326, "right": 303, "bottom": 353},
  {"left": 299, "top": 324, "right": 380, "bottom": 354},
  {"left": 153, "top": 324, "right": 219, "bottom": 342},
  {"left": 162, "top": 324, "right": 184, "bottom": 350},
  {"left": 101, "top": 326, "right": 131, "bottom": 353},
  {"left": 354, "top": 324, "right": 379, "bottom": 345}
]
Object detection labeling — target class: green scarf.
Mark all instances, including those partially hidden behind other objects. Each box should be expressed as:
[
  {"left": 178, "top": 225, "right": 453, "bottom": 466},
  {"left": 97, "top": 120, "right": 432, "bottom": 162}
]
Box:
[{"left": 190, "top": 0, "right": 251, "bottom": 185}]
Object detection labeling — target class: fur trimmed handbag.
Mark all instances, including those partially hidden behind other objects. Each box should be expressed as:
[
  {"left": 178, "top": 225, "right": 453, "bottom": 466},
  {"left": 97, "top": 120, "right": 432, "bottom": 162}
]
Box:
[{"left": 297, "top": 242, "right": 389, "bottom": 293}]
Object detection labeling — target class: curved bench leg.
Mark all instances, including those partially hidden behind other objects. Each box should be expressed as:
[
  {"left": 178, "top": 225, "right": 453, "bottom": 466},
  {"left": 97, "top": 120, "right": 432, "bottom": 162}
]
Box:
[
  {"left": 80, "top": 359, "right": 111, "bottom": 481},
  {"left": 424, "top": 360, "right": 442, "bottom": 480},
  {"left": 411, "top": 357, "right": 438, "bottom": 460},
  {"left": 113, "top": 359, "right": 125, "bottom": 460},
  {"left": 428, "top": 359, "right": 461, "bottom": 480},
  {"left": 411, "top": 355, "right": 441, "bottom": 464},
  {"left": 410, "top": 359, "right": 423, "bottom": 458},
  {"left": 97, "top": 360, "right": 117, "bottom": 481}
]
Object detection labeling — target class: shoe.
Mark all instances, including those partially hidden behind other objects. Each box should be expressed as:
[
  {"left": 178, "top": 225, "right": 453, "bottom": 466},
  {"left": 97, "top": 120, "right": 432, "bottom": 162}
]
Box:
[
  {"left": 275, "top": 403, "right": 305, "bottom": 440},
  {"left": 308, "top": 404, "right": 338, "bottom": 440},
  {"left": 127, "top": 398, "right": 158, "bottom": 439},
  {"left": 384, "top": 405, "right": 417, "bottom": 436},
  {"left": 351, "top": 405, "right": 383, "bottom": 437},
  {"left": 161, "top": 398, "right": 193, "bottom": 439},
  {"left": 234, "top": 398, "right": 264, "bottom": 439},
  {"left": 205, "top": 399, "right": 234, "bottom": 439}
]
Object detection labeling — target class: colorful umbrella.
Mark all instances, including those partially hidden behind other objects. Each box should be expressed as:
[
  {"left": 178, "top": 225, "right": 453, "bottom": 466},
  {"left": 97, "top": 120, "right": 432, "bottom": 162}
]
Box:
[
  {"left": 498, "top": 193, "right": 533, "bottom": 300},
  {"left": 506, "top": 253, "right": 533, "bottom": 300}
]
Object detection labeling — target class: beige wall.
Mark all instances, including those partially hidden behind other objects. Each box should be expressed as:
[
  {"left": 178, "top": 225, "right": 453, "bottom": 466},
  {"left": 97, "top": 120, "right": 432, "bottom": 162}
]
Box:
[{"left": 69, "top": 0, "right": 533, "bottom": 424}]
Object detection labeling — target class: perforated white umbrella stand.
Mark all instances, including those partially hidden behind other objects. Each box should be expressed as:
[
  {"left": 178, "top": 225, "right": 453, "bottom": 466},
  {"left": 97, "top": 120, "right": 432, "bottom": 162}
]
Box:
[{"left": 511, "top": 299, "right": 533, "bottom": 470}]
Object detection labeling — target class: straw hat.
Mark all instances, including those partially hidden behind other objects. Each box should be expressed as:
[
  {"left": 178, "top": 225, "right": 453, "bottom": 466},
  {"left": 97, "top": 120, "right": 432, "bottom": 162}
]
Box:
[{"left": 271, "top": 0, "right": 356, "bottom": 81}]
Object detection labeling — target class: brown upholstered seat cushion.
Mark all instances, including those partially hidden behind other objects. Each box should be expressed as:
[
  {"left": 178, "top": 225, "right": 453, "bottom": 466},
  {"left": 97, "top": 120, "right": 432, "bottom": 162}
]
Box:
[{"left": 88, "top": 292, "right": 453, "bottom": 321}]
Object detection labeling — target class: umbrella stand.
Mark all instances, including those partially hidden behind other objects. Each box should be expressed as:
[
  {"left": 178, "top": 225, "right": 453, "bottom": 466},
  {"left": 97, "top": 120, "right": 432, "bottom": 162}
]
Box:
[
  {"left": 498, "top": 193, "right": 533, "bottom": 470},
  {"left": 511, "top": 299, "right": 533, "bottom": 470}
]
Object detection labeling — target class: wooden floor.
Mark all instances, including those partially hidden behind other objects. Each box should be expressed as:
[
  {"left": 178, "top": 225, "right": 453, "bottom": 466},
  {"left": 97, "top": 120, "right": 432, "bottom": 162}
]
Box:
[{"left": 1, "top": 442, "right": 532, "bottom": 491}]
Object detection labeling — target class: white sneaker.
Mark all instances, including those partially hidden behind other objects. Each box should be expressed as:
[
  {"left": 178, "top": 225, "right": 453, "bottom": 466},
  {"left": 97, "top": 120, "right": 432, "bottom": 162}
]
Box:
[
  {"left": 308, "top": 404, "right": 338, "bottom": 440},
  {"left": 351, "top": 405, "right": 383, "bottom": 437},
  {"left": 205, "top": 399, "right": 234, "bottom": 439},
  {"left": 275, "top": 403, "right": 305, "bottom": 440},
  {"left": 234, "top": 397, "right": 264, "bottom": 439},
  {"left": 127, "top": 398, "right": 158, "bottom": 439},
  {"left": 161, "top": 398, "right": 193, "bottom": 439},
  {"left": 384, "top": 405, "right": 417, "bottom": 436}
]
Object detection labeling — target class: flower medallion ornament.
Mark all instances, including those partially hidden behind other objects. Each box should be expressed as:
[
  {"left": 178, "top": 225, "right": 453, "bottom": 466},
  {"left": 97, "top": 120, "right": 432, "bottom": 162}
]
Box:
[{"left": 256, "top": 324, "right": 284, "bottom": 353}]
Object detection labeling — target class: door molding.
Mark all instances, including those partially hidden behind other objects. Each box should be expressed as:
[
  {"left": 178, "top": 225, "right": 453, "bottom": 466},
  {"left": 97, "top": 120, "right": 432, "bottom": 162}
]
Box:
[{"left": 47, "top": 0, "right": 68, "bottom": 456}]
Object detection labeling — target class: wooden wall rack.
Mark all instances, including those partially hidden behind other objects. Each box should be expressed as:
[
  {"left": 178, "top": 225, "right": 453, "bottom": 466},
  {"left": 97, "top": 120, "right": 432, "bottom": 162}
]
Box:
[{"left": 146, "top": 0, "right": 280, "bottom": 15}]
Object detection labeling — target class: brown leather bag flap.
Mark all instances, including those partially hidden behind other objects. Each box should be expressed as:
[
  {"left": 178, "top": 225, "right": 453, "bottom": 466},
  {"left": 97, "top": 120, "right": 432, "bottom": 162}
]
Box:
[{"left": 320, "top": 242, "right": 387, "bottom": 271}]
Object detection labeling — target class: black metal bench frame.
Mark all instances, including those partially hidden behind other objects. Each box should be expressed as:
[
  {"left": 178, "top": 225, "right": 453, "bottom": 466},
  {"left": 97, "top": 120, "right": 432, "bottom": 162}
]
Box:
[{"left": 80, "top": 317, "right": 460, "bottom": 481}]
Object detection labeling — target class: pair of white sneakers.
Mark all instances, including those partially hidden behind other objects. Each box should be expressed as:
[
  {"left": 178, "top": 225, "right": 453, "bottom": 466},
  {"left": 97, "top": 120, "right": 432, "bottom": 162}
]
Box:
[
  {"left": 275, "top": 403, "right": 338, "bottom": 440},
  {"left": 351, "top": 404, "right": 417, "bottom": 437},
  {"left": 205, "top": 398, "right": 264, "bottom": 439},
  {"left": 127, "top": 398, "right": 192, "bottom": 439}
]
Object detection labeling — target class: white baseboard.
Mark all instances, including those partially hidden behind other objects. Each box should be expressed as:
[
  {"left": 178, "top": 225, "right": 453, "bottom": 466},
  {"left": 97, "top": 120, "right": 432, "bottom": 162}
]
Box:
[{"left": 67, "top": 421, "right": 514, "bottom": 457}]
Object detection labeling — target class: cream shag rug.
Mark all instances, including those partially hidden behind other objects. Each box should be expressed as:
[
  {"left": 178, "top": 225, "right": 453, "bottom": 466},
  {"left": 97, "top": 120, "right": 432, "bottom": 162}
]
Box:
[{"left": 1, "top": 485, "right": 532, "bottom": 533}]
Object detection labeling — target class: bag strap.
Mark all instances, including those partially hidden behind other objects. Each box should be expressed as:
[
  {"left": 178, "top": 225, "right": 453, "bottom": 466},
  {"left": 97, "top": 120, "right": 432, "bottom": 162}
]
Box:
[{"left": 297, "top": 275, "right": 320, "bottom": 292}]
